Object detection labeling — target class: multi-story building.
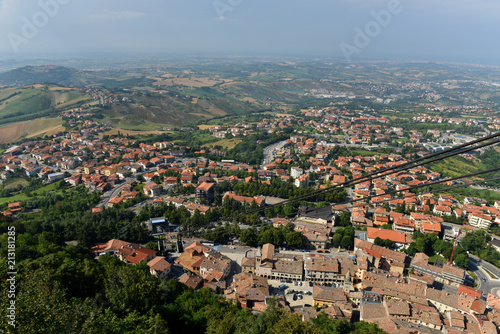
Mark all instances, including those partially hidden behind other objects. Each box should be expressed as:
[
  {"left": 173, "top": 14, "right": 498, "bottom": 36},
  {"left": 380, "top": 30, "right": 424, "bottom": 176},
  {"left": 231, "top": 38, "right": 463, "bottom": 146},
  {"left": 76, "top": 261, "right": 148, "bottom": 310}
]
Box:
[
  {"left": 290, "top": 167, "right": 303, "bottom": 179},
  {"left": 196, "top": 182, "right": 215, "bottom": 204},
  {"left": 411, "top": 253, "right": 465, "bottom": 287},
  {"left": 468, "top": 213, "right": 493, "bottom": 230},
  {"left": 243, "top": 244, "right": 304, "bottom": 281}
]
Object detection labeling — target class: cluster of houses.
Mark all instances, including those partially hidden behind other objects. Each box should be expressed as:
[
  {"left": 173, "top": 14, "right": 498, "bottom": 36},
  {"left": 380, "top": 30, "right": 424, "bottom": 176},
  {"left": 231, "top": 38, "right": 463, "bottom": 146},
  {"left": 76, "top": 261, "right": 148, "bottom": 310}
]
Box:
[
  {"left": 87, "top": 231, "right": 500, "bottom": 333},
  {"left": 174, "top": 242, "right": 232, "bottom": 291},
  {"left": 168, "top": 236, "right": 500, "bottom": 334},
  {"left": 413, "top": 113, "right": 482, "bottom": 127},
  {"left": 2, "top": 202, "right": 22, "bottom": 217},
  {"left": 208, "top": 116, "right": 299, "bottom": 139},
  {"left": 91, "top": 239, "right": 171, "bottom": 279}
]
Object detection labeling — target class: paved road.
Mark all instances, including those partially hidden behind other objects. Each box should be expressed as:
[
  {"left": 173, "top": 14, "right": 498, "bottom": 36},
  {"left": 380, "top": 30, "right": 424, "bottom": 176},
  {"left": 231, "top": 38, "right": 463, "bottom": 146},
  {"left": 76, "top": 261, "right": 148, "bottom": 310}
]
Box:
[
  {"left": 470, "top": 185, "right": 500, "bottom": 192},
  {"left": 260, "top": 140, "right": 289, "bottom": 168},
  {"left": 468, "top": 254, "right": 500, "bottom": 297},
  {"left": 96, "top": 177, "right": 134, "bottom": 208}
]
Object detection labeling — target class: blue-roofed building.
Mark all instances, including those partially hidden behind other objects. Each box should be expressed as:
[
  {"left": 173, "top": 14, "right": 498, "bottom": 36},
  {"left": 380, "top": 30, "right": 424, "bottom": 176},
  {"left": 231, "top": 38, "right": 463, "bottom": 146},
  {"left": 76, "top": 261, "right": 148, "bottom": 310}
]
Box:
[
  {"left": 47, "top": 172, "right": 65, "bottom": 183},
  {"left": 146, "top": 217, "right": 169, "bottom": 235}
]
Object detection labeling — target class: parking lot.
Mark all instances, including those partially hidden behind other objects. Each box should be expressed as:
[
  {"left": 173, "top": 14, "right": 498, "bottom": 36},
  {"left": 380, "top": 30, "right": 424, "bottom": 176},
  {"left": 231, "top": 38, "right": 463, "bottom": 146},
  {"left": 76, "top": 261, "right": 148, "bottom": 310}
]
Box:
[{"left": 268, "top": 279, "right": 315, "bottom": 307}]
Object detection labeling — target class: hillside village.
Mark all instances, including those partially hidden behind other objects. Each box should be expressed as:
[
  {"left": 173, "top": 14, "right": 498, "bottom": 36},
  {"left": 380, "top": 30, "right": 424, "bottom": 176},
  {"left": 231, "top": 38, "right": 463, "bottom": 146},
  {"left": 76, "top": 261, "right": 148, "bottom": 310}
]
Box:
[{"left": 1, "top": 107, "right": 500, "bottom": 333}]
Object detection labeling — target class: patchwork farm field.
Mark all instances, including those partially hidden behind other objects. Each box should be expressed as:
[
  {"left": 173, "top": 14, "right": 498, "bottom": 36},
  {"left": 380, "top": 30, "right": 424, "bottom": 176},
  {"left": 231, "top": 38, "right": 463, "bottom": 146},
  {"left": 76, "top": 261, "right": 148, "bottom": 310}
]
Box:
[{"left": 0, "top": 117, "right": 64, "bottom": 144}]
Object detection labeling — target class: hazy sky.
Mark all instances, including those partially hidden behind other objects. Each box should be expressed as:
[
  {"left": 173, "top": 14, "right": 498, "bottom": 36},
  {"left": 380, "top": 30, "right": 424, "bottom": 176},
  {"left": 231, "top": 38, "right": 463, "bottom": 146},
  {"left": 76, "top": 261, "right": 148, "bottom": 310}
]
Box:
[{"left": 1, "top": 0, "right": 500, "bottom": 65}]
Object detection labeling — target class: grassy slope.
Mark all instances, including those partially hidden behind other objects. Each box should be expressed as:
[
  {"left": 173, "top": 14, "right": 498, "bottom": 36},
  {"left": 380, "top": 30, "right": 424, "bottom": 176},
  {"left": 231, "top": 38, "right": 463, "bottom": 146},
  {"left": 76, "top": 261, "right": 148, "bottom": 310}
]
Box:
[
  {"left": 206, "top": 138, "right": 243, "bottom": 149},
  {"left": 0, "top": 117, "right": 64, "bottom": 144},
  {"left": 0, "top": 182, "right": 61, "bottom": 205},
  {"left": 3, "top": 178, "right": 29, "bottom": 190},
  {"left": 430, "top": 156, "right": 483, "bottom": 178},
  {"left": 0, "top": 193, "right": 31, "bottom": 205},
  {"left": 25, "top": 117, "right": 65, "bottom": 138},
  {"left": 0, "top": 86, "right": 90, "bottom": 126}
]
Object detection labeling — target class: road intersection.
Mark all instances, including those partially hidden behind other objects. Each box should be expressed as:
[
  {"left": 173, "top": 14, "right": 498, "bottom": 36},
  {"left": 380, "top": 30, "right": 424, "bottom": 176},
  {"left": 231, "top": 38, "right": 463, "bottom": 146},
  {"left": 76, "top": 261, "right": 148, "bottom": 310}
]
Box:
[{"left": 468, "top": 254, "right": 500, "bottom": 297}]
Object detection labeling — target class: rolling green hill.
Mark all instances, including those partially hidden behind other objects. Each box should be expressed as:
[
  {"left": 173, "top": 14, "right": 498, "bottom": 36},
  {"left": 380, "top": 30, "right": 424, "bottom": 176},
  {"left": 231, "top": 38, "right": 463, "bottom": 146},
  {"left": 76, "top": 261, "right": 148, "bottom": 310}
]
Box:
[
  {"left": 0, "top": 65, "right": 99, "bottom": 87},
  {"left": 0, "top": 65, "right": 155, "bottom": 89},
  {"left": 0, "top": 85, "right": 91, "bottom": 126},
  {"left": 102, "top": 91, "right": 264, "bottom": 128}
]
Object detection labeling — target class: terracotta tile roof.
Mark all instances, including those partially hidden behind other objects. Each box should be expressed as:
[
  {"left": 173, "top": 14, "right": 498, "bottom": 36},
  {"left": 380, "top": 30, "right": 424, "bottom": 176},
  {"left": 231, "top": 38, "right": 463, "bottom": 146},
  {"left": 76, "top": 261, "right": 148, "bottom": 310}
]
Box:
[
  {"left": 360, "top": 302, "right": 387, "bottom": 321},
  {"left": 179, "top": 273, "right": 202, "bottom": 289},
  {"left": 262, "top": 244, "right": 274, "bottom": 261},
  {"left": 384, "top": 299, "right": 410, "bottom": 316},
  {"left": 456, "top": 284, "right": 482, "bottom": 299},
  {"left": 487, "top": 293, "right": 500, "bottom": 310},
  {"left": 367, "top": 227, "right": 409, "bottom": 244},
  {"left": 196, "top": 182, "right": 214, "bottom": 191},
  {"left": 409, "top": 303, "right": 442, "bottom": 328},
  {"left": 313, "top": 286, "right": 347, "bottom": 303},
  {"left": 354, "top": 238, "right": 408, "bottom": 264},
  {"left": 274, "top": 258, "right": 303, "bottom": 275},
  {"left": 223, "top": 192, "right": 264, "bottom": 205},
  {"left": 422, "top": 221, "right": 441, "bottom": 232},
  {"left": 294, "top": 306, "right": 318, "bottom": 322},
  {"left": 122, "top": 246, "right": 156, "bottom": 265},
  {"left": 470, "top": 298, "right": 487, "bottom": 314},
  {"left": 305, "top": 257, "right": 339, "bottom": 273},
  {"left": 91, "top": 239, "right": 130, "bottom": 254},
  {"left": 147, "top": 256, "right": 171, "bottom": 273}
]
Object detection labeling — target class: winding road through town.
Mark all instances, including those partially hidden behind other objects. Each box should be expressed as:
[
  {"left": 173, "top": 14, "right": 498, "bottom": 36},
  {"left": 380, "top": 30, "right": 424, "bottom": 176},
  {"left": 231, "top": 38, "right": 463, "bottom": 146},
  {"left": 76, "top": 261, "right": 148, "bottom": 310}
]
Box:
[{"left": 468, "top": 254, "right": 500, "bottom": 297}]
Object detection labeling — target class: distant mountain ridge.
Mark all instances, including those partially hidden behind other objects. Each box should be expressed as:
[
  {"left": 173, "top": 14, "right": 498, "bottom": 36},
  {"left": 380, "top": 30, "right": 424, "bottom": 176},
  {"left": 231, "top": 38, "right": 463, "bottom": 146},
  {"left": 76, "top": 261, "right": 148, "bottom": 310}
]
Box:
[{"left": 0, "top": 65, "right": 99, "bottom": 87}]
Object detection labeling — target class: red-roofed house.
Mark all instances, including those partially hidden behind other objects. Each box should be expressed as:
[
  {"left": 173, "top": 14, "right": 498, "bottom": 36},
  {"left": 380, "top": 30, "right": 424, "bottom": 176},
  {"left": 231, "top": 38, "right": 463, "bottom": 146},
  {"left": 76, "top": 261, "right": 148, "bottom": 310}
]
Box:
[
  {"left": 469, "top": 213, "right": 493, "bottom": 230},
  {"left": 433, "top": 205, "right": 452, "bottom": 216},
  {"left": 456, "top": 285, "right": 482, "bottom": 299},
  {"left": 421, "top": 221, "right": 441, "bottom": 235},
  {"left": 118, "top": 244, "right": 156, "bottom": 265},
  {"left": 367, "top": 227, "right": 412, "bottom": 250},
  {"left": 196, "top": 182, "right": 215, "bottom": 204},
  {"left": 144, "top": 183, "right": 162, "bottom": 197},
  {"left": 223, "top": 192, "right": 265, "bottom": 206},
  {"left": 7, "top": 202, "right": 21, "bottom": 213},
  {"left": 147, "top": 256, "right": 171, "bottom": 279},
  {"left": 91, "top": 239, "right": 131, "bottom": 256}
]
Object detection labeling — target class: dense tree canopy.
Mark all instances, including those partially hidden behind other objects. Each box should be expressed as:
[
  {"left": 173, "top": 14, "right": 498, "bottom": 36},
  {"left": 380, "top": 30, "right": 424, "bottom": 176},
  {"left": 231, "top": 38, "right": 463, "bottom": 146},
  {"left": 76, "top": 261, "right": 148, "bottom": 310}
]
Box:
[{"left": 0, "top": 243, "right": 387, "bottom": 333}]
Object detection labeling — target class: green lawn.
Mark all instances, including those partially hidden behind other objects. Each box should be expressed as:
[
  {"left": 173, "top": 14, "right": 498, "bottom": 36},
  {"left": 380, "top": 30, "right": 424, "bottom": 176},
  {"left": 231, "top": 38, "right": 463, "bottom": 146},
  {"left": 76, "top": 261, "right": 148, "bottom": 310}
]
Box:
[
  {"left": 3, "top": 178, "right": 29, "bottom": 190},
  {"left": 483, "top": 268, "right": 499, "bottom": 279},
  {"left": 116, "top": 121, "right": 164, "bottom": 131},
  {"left": 467, "top": 270, "right": 478, "bottom": 281},
  {"left": 0, "top": 182, "right": 61, "bottom": 205},
  {"left": 349, "top": 150, "right": 381, "bottom": 157},
  {"left": 430, "top": 156, "right": 483, "bottom": 178},
  {"left": 32, "top": 182, "right": 59, "bottom": 194},
  {"left": 444, "top": 187, "right": 500, "bottom": 203},
  {"left": 0, "top": 193, "right": 30, "bottom": 205},
  {"left": 0, "top": 88, "right": 52, "bottom": 124},
  {"left": 0, "top": 149, "right": 5, "bottom": 155},
  {"left": 428, "top": 254, "right": 446, "bottom": 264}
]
